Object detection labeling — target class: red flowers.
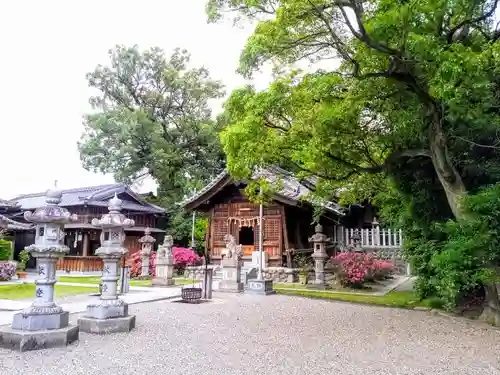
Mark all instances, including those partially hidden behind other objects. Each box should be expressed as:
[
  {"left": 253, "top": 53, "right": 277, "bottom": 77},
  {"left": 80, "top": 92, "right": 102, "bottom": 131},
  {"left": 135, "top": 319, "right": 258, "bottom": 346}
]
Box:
[
  {"left": 333, "top": 252, "right": 394, "bottom": 286},
  {"left": 129, "top": 247, "right": 201, "bottom": 277}
]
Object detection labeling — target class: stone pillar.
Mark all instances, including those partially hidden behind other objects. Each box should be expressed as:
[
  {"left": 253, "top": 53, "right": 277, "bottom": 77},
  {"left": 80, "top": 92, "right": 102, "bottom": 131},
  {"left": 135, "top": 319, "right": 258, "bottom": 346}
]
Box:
[
  {"left": 78, "top": 194, "right": 136, "bottom": 334},
  {"left": 0, "top": 186, "right": 80, "bottom": 351},
  {"left": 201, "top": 268, "right": 213, "bottom": 300},
  {"left": 152, "top": 235, "right": 174, "bottom": 286},
  {"left": 138, "top": 227, "right": 155, "bottom": 278},
  {"left": 308, "top": 224, "right": 331, "bottom": 290}
]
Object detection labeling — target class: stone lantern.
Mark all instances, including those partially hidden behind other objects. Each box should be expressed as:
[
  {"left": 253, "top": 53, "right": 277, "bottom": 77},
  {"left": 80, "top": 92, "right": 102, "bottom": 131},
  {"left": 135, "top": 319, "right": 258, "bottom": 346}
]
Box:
[
  {"left": 0, "top": 186, "right": 79, "bottom": 351},
  {"left": 351, "top": 229, "right": 363, "bottom": 253},
  {"left": 138, "top": 227, "right": 155, "bottom": 277},
  {"left": 77, "top": 194, "right": 136, "bottom": 334},
  {"left": 308, "top": 224, "right": 331, "bottom": 289}
]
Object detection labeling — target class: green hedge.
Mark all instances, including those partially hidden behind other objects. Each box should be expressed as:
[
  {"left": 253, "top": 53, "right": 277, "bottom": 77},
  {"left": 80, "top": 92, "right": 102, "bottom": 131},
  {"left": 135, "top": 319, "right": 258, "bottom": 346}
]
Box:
[{"left": 0, "top": 239, "right": 12, "bottom": 261}]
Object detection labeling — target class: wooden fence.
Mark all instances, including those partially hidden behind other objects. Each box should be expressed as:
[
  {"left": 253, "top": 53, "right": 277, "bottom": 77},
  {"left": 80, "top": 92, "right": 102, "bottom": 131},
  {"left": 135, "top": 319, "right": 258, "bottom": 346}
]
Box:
[{"left": 340, "top": 227, "right": 403, "bottom": 248}]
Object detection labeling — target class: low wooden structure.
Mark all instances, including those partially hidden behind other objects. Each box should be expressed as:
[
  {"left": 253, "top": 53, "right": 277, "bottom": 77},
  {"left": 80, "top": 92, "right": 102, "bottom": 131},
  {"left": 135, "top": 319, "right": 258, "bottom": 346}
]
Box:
[
  {"left": 8, "top": 183, "right": 166, "bottom": 272},
  {"left": 182, "top": 167, "right": 403, "bottom": 267}
]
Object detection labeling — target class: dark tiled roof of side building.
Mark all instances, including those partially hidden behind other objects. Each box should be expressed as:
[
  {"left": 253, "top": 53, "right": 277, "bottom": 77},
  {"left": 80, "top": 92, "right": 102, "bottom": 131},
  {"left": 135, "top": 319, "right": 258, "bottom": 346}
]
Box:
[{"left": 10, "top": 183, "right": 165, "bottom": 214}]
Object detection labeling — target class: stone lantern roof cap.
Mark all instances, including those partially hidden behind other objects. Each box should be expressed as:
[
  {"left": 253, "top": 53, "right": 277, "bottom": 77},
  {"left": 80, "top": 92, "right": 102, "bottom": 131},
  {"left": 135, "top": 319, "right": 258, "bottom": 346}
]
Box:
[
  {"left": 308, "top": 223, "right": 330, "bottom": 243},
  {"left": 92, "top": 194, "right": 135, "bottom": 229},
  {"left": 138, "top": 227, "right": 156, "bottom": 244},
  {"left": 23, "top": 186, "right": 78, "bottom": 224}
]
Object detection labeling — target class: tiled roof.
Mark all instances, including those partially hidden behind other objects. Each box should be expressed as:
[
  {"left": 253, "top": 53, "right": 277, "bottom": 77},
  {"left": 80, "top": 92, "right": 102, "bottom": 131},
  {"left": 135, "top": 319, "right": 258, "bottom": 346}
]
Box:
[
  {"left": 181, "top": 167, "right": 344, "bottom": 215},
  {"left": 0, "top": 199, "right": 20, "bottom": 209},
  {"left": 0, "top": 214, "right": 34, "bottom": 230},
  {"left": 10, "top": 183, "right": 165, "bottom": 214}
]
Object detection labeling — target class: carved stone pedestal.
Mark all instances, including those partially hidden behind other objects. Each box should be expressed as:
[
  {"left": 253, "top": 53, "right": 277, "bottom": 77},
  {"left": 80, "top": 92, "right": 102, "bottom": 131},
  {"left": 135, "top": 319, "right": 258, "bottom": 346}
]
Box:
[
  {"left": 78, "top": 315, "right": 136, "bottom": 334},
  {"left": 152, "top": 236, "right": 175, "bottom": 287},
  {"left": 246, "top": 279, "right": 275, "bottom": 295},
  {"left": 0, "top": 325, "right": 79, "bottom": 352},
  {"left": 218, "top": 258, "right": 244, "bottom": 293}
]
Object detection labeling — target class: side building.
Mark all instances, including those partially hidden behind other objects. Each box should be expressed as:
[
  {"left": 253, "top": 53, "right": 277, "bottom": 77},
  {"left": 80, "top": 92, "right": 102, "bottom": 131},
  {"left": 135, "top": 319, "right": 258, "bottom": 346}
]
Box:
[{"left": 8, "top": 183, "right": 166, "bottom": 272}]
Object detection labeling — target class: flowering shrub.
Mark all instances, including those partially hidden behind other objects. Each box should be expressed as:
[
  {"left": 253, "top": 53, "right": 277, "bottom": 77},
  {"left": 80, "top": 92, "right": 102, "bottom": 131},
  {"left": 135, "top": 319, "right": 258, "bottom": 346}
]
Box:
[
  {"left": 173, "top": 247, "right": 201, "bottom": 271},
  {"left": 129, "top": 251, "right": 157, "bottom": 278},
  {"left": 129, "top": 247, "right": 201, "bottom": 278},
  {"left": 332, "top": 252, "right": 394, "bottom": 287},
  {"left": 0, "top": 261, "right": 16, "bottom": 281},
  {"left": 371, "top": 259, "right": 395, "bottom": 280}
]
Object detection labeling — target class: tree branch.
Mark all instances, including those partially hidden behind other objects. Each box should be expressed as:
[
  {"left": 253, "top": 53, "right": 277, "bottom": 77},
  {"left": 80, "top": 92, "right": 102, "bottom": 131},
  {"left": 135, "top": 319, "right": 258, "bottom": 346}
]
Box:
[{"left": 446, "top": 0, "right": 499, "bottom": 43}]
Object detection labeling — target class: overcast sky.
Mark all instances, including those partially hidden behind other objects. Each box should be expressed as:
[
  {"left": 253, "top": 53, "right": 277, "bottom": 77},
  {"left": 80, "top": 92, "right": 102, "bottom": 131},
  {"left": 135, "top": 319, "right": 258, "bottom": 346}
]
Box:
[{"left": 0, "top": 0, "right": 272, "bottom": 199}]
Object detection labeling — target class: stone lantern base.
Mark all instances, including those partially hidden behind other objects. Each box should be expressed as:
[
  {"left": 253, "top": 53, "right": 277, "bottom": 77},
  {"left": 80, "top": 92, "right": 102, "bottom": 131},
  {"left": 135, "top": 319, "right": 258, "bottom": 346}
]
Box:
[
  {"left": 0, "top": 323, "right": 79, "bottom": 352},
  {"left": 77, "top": 315, "right": 136, "bottom": 334},
  {"left": 0, "top": 305, "right": 79, "bottom": 352},
  {"left": 77, "top": 300, "right": 135, "bottom": 334}
]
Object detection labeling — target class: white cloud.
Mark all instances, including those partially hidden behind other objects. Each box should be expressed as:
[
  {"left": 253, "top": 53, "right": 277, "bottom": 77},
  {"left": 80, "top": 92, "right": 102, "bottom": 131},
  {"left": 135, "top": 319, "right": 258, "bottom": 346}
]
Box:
[{"left": 0, "top": 0, "right": 273, "bottom": 199}]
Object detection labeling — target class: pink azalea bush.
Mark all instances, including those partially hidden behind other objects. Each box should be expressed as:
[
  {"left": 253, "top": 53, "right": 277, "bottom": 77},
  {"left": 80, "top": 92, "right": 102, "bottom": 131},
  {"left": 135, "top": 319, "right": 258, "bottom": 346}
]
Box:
[
  {"left": 0, "top": 261, "right": 16, "bottom": 281},
  {"left": 371, "top": 259, "right": 395, "bottom": 280},
  {"left": 129, "top": 247, "right": 200, "bottom": 278},
  {"left": 332, "top": 252, "right": 394, "bottom": 287},
  {"left": 129, "top": 251, "right": 157, "bottom": 278}
]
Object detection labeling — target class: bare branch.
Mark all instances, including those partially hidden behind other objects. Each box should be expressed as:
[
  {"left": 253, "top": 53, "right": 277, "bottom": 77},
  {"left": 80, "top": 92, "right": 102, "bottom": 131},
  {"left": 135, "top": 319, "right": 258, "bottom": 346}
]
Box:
[{"left": 451, "top": 135, "right": 500, "bottom": 149}]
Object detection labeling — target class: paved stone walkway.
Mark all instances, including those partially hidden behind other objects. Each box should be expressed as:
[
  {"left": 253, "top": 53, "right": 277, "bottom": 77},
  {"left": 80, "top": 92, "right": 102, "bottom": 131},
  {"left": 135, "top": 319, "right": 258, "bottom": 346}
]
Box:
[
  {"left": 0, "top": 286, "right": 182, "bottom": 325},
  {"left": 0, "top": 293, "right": 499, "bottom": 375}
]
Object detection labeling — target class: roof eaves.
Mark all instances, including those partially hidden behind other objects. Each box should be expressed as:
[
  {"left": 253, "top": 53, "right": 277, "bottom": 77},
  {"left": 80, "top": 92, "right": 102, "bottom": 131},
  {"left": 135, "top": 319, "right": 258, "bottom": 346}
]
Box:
[{"left": 179, "top": 170, "right": 230, "bottom": 207}]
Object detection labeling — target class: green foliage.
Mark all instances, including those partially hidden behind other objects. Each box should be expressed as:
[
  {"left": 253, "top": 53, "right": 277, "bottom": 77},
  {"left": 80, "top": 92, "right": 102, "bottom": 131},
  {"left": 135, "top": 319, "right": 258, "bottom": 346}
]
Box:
[
  {"left": 0, "top": 240, "right": 12, "bottom": 261},
  {"left": 17, "top": 249, "right": 30, "bottom": 271},
  {"left": 78, "top": 45, "right": 226, "bottom": 247},
  {"left": 209, "top": 0, "right": 500, "bottom": 311},
  {"left": 166, "top": 207, "right": 208, "bottom": 256},
  {"left": 79, "top": 45, "right": 226, "bottom": 205}
]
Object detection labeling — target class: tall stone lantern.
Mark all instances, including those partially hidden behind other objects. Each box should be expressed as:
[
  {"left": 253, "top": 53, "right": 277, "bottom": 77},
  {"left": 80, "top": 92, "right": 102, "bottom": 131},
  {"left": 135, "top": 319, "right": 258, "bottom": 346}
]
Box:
[
  {"left": 77, "top": 194, "right": 136, "bottom": 334},
  {"left": 0, "top": 186, "right": 79, "bottom": 351},
  {"left": 308, "top": 224, "right": 331, "bottom": 289},
  {"left": 138, "top": 227, "right": 155, "bottom": 277}
]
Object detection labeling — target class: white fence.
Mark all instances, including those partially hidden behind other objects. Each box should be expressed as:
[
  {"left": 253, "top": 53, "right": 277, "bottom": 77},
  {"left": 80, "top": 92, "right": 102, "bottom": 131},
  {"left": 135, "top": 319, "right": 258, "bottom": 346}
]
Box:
[{"left": 337, "top": 227, "right": 403, "bottom": 249}]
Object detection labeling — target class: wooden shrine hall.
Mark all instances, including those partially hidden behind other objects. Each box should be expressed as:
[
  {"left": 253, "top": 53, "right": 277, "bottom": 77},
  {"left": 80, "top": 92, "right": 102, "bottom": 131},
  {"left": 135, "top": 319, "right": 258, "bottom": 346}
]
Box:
[{"left": 181, "top": 167, "right": 345, "bottom": 267}]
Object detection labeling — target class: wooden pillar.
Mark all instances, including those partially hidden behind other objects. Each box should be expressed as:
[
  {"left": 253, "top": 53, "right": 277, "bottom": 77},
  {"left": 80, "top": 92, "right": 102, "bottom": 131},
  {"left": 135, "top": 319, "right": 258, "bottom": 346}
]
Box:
[{"left": 82, "top": 232, "right": 89, "bottom": 256}]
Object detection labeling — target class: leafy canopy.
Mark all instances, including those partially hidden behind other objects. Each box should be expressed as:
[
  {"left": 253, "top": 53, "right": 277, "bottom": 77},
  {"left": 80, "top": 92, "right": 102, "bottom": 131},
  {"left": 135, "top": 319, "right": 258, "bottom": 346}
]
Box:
[
  {"left": 79, "top": 45, "right": 226, "bottom": 202},
  {"left": 209, "top": 0, "right": 500, "bottom": 309},
  {"left": 213, "top": 0, "right": 500, "bottom": 210}
]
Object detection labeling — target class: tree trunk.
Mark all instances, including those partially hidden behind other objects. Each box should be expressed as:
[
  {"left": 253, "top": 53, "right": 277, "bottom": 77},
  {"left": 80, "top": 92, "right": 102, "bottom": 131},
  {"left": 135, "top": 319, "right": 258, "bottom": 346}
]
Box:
[
  {"left": 479, "top": 283, "right": 500, "bottom": 326},
  {"left": 428, "top": 106, "right": 500, "bottom": 325},
  {"left": 428, "top": 111, "right": 468, "bottom": 219}
]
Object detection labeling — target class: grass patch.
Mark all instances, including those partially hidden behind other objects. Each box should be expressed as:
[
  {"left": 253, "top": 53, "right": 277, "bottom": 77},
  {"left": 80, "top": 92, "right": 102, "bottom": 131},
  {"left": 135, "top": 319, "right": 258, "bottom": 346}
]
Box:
[
  {"left": 174, "top": 278, "right": 201, "bottom": 285},
  {"left": 276, "top": 289, "right": 435, "bottom": 309},
  {"left": 58, "top": 276, "right": 151, "bottom": 287},
  {"left": 0, "top": 284, "right": 97, "bottom": 300}
]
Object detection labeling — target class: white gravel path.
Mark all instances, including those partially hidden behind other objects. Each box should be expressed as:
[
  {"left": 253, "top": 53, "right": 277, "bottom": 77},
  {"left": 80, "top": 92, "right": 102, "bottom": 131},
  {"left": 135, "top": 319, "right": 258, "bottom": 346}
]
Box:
[{"left": 0, "top": 293, "right": 499, "bottom": 375}]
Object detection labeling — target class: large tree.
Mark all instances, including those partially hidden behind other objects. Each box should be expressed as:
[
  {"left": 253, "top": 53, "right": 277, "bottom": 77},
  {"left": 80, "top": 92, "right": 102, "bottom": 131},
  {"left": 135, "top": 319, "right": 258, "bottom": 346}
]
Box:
[
  {"left": 209, "top": 0, "right": 500, "bottom": 320},
  {"left": 79, "top": 45, "right": 226, "bottom": 203}
]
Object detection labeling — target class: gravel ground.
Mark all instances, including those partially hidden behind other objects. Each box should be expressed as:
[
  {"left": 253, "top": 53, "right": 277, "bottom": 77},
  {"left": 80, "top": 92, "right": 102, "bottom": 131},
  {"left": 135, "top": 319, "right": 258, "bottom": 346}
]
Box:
[{"left": 1, "top": 293, "right": 499, "bottom": 375}]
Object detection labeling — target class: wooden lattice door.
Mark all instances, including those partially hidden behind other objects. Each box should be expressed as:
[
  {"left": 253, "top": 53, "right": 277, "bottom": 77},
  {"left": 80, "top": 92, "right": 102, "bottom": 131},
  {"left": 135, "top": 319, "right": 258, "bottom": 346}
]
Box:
[
  {"left": 263, "top": 216, "right": 282, "bottom": 257},
  {"left": 211, "top": 217, "right": 228, "bottom": 257}
]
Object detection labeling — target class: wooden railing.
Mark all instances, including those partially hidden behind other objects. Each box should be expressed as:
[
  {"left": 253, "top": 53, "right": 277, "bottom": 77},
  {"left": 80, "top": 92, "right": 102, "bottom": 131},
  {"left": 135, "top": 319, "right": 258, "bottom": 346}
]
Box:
[
  {"left": 339, "top": 227, "right": 403, "bottom": 248},
  {"left": 56, "top": 256, "right": 103, "bottom": 272}
]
